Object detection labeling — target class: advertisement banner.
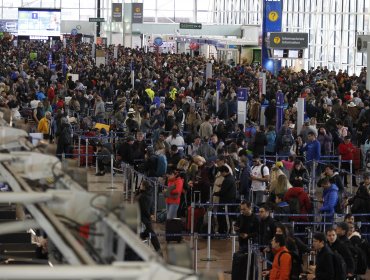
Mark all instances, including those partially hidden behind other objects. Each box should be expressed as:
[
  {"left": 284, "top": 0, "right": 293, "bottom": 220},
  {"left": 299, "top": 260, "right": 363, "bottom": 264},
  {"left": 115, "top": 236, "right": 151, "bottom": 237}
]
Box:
[
  {"left": 112, "top": 3, "right": 122, "bottom": 22},
  {"left": 237, "top": 88, "right": 249, "bottom": 125},
  {"left": 132, "top": 3, "right": 143, "bottom": 24},
  {"left": 262, "top": 0, "right": 283, "bottom": 74}
]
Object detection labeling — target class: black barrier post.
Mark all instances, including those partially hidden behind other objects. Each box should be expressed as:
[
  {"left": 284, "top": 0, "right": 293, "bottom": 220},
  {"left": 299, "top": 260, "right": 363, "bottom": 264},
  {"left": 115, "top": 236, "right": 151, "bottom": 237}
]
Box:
[
  {"left": 78, "top": 136, "right": 81, "bottom": 166},
  {"left": 85, "top": 138, "right": 89, "bottom": 169}
]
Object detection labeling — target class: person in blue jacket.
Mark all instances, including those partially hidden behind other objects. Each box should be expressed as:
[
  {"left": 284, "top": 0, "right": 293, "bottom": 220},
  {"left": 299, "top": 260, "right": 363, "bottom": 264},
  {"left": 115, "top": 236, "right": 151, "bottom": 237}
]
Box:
[
  {"left": 301, "top": 131, "right": 321, "bottom": 162},
  {"left": 319, "top": 177, "right": 339, "bottom": 222},
  {"left": 301, "top": 131, "right": 321, "bottom": 175}
]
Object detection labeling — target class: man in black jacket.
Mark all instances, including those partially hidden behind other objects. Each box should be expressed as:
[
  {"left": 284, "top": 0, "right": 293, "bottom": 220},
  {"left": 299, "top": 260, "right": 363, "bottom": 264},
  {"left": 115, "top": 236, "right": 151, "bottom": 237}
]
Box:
[
  {"left": 213, "top": 165, "right": 236, "bottom": 234},
  {"left": 117, "top": 135, "right": 135, "bottom": 165},
  {"left": 136, "top": 180, "right": 161, "bottom": 254},
  {"left": 326, "top": 228, "right": 355, "bottom": 278},
  {"left": 234, "top": 201, "right": 259, "bottom": 252},
  {"left": 307, "top": 232, "right": 335, "bottom": 280},
  {"left": 258, "top": 204, "right": 276, "bottom": 247}
]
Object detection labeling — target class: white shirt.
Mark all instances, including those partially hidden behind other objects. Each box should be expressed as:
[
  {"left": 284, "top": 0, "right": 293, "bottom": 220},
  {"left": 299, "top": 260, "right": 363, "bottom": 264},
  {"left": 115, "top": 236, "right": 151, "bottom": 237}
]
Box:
[{"left": 251, "top": 164, "right": 270, "bottom": 191}]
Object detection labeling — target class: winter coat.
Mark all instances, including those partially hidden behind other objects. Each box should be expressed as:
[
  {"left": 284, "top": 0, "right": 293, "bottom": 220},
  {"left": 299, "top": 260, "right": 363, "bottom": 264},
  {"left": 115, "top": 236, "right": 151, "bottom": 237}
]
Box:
[
  {"left": 289, "top": 167, "right": 309, "bottom": 188},
  {"left": 165, "top": 177, "right": 184, "bottom": 205},
  {"left": 348, "top": 183, "right": 370, "bottom": 221},
  {"left": 270, "top": 246, "right": 292, "bottom": 280},
  {"left": 301, "top": 139, "right": 321, "bottom": 161},
  {"left": 320, "top": 184, "right": 339, "bottom": 214},
  {"left": 315, "top": 245, "right": 335, "bottom": 280},
  {"left": 284, "top": 187, "right": 312, "bottom": 221}
]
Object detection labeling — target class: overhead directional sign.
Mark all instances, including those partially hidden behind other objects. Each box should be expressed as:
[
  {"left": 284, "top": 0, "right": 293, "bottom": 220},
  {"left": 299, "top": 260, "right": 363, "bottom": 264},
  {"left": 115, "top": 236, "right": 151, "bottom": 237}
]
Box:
[
  {"left": 269, "top": 32, "right": 308, "bottom": 49},
  {"left": 179, "top": 22, "right": 202, "bottom": 29},
  {"left": 89, "top": 18, "right": 105, "bottom": 23}
]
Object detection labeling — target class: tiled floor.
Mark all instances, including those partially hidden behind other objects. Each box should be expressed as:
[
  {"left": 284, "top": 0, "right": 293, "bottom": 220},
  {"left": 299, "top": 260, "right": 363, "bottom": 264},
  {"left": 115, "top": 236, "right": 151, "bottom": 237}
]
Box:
[{"left": 86, "top": 168, "right": 370, "bottom": 280}]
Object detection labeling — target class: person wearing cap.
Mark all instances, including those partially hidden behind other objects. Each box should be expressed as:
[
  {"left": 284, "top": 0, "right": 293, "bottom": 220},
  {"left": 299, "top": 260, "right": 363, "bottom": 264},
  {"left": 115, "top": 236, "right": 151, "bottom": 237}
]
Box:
[{"left": 338, "top": 136, "right": 357, "bottom": 187}]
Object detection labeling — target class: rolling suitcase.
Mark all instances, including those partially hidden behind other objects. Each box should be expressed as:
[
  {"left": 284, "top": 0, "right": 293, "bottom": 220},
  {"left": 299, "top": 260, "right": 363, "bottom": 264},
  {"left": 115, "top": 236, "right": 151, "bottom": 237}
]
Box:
[
  {"left": 186, "top": 191, "right": 205, "bottom": 232},
  {"left": 165, "top": 218, "right": 183, "bottom": 243}
]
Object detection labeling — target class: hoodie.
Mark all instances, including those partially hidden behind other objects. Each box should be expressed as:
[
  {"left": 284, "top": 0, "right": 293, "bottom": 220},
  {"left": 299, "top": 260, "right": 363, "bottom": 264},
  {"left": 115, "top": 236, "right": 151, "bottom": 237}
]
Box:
[{"left": 320, "top": 184, "right": 339, "bottom": 214}]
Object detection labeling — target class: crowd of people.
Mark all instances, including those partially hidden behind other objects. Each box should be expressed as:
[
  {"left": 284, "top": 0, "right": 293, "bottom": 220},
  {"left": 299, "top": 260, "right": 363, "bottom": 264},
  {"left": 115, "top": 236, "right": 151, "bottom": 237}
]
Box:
[{"left": 1, "top": 35, "right": 370, "bottom": 279}]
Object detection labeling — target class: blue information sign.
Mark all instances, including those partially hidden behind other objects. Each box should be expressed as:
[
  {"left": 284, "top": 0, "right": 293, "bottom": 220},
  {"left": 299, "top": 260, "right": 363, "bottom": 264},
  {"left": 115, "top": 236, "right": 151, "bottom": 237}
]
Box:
[
  {"left": 262, "top": 0, "right": 283, "bottom": 74},
  {"left": 71, "top": 28, "right": 78, "bottom": 36},
  {"left": 153, "top": 37, "right": 163, "bottom": 47},
  {"left": 237, "top": 88, "right": 248, "bottom": 101}
]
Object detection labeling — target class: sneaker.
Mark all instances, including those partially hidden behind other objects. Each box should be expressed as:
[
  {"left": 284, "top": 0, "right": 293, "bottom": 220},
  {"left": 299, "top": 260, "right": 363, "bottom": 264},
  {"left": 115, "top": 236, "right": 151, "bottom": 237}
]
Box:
[{"left": 95, "top": 172, "right": 105, "bottom": 176}]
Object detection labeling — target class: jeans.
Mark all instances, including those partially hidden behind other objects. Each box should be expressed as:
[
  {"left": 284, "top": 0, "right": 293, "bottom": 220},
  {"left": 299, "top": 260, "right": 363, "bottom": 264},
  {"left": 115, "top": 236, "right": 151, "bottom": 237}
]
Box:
[
  {"left": 252, "top": 191, "right": 266, "bottom": 206},
  {"left": 166, "top": 204, "right": 179, "bottom": 220}
]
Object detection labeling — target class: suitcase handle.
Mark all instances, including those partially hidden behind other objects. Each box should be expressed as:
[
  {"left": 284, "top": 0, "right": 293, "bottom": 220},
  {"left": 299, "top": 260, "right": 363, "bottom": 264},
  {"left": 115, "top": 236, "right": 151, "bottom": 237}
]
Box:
[{"left": 193, "top": 190, "right": 201, "bottom": 204}]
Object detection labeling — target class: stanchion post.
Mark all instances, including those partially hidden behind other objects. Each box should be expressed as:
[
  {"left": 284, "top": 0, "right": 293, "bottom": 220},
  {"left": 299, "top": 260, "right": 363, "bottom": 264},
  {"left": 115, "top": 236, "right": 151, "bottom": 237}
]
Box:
[
  {"left": 107, "top": 154, "right": 117, "bottom": 190},
  {"left": 123, "top": 163, "right": 128, "bottom": 200},
  {"left": 154, "top": 181, "right": 158, "bottom": 222},
  {"left": 246, "top": 239, "right": 252, "bottom": 280},
  {"left": 78, "top": 136, "right": 81, "bottom": 166},
  {"left": 62, "top": 152, "right": 66, "bottom": 169},
  {"left": 349, "top": 159, "right": 353, "bottom": 194},
  {"left": 194, "top": 233, "right": 198, "bottom": 273},
  {"left": 85, "top": 138, "right": 89, "bottom": 169},
  {"left": 190, "top": 202, "right": 195, "bottom": 248},
  {"left": 95, "top": 156, "right": 98, "bottom": 174},
  {"left": 201, "top": 210, "right": 216, "bottom": 262},
  {"left": 131, "top": 167, "right": 135, "bottom": 203},
  {"left": 231, "top": 221, "right": 236, "bottom": 258},
  {"left": 148, "top": 232, "right": 152, "bottom": 248}
]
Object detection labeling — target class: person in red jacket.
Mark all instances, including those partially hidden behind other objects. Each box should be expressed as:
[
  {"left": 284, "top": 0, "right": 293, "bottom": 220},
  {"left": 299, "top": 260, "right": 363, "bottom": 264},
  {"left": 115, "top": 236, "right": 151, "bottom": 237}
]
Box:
[
  {"left": 262, "top": 234, "right": 292, "bottom": 280},
  {"left": 284, "top": 187, "right": 312, "bottom": 222},
  {"left": 164, "top": 169, "right": 184, "bottom": 219},
  {"left": 338, "top": 136, "right": 357, "bottom": 187}
]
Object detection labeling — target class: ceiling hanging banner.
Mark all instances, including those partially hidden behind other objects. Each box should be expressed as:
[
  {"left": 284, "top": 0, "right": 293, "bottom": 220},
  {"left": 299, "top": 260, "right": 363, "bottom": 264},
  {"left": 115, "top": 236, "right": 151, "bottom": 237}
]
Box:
[
  {"left": 132, "top": 3, "right": 143, "bottom": 23},
  {"left": 112, "top": 3, "right": 122, "bottom": 22}
]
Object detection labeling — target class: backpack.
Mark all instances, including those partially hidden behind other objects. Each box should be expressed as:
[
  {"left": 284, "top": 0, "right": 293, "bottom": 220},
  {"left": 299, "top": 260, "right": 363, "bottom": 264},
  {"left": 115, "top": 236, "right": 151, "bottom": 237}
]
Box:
[
  {"left": 350, "top": 242, "right": 367, "bottom": 275},
  {"left": 155, "top": 154, "right": 167, "bottom": 177},
  {"left": 331, "top": 250, "right": 347, "bottom": 280},
  {"left": 359, "top": 238, "right": 370, "bottom": 268},
  {"left": 288, "top": 197, "right": 301, "bottom": 215},
  {"left": 278, "top": 251, "right": 302, "bottom": 280},
  {"left": 281, "top": 134, "right": 292, "bottom": 152}
]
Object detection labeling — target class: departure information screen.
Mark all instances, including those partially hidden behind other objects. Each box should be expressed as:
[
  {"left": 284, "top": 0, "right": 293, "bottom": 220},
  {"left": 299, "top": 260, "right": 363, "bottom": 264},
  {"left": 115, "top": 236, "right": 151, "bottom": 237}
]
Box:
[{"left": 18, "top": 8, "right": 61, "bottom": 37}]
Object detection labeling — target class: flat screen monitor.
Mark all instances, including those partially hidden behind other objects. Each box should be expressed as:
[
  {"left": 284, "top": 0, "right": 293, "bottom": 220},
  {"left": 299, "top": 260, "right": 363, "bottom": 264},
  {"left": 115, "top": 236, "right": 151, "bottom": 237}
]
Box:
[
  {"left": 289, "top": 50, "right": 299, "bottom": 58},
  {"left": 18, "top": 8, "right": 61, "bottom": 37},
  {"left": 273, "top": 49, "right": 284, "bottom": 58}
]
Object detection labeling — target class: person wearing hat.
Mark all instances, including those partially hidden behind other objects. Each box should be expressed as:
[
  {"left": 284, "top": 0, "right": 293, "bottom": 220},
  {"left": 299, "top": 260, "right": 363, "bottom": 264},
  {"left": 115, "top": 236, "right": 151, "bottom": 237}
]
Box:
[
  {"left": 347, "top": 101, "right": 360, "bottom": 120},
  {"left": 125, "top": 108, "right": 139, "bottom": 133}
]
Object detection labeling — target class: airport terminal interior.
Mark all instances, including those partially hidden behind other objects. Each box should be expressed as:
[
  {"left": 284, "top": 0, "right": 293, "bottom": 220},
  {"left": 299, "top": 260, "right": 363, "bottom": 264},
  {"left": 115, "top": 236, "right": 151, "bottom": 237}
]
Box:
[{"left": 1, "top": 0, "right": 370, "bottom": 279}]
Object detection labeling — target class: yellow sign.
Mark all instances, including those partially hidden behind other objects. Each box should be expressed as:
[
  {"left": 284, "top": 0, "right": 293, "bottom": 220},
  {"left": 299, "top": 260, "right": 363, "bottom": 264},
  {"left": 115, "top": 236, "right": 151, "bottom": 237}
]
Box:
[
  {"left": 135, "top": 7, "right": 141, "bottom": 13},
  {"left": 268, "top": 11, "right": 279, "bottom": 22},
  {"left": 273, "top": 36, "right": 281, "bottom": 44}
]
